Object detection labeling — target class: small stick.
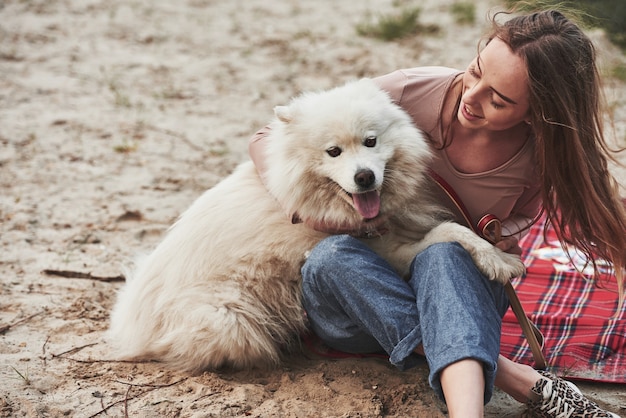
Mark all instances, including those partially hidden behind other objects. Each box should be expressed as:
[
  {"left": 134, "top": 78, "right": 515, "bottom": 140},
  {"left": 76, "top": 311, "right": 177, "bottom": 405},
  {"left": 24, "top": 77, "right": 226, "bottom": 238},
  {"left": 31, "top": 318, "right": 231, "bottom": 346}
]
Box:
[
  {"left": 42, "top": 336, "right": 50, "bottom": 367},
  {"left": 123, "top": 385, "right": 131, "bottom": 418},
  {"left": 42, "top": 269, "right": 125, "bottom": 282},
  {"left": 52, "top": 342, "right": 99, "bottom": 358},
  {"left": 0, "top": 311, "right": 44, "bottom": 335},
  {"left": 87, "top": 378, "right": 188, "bottom": 417},
  {"left": 112, "top": 378, "right": 188, "bottom": 388}
]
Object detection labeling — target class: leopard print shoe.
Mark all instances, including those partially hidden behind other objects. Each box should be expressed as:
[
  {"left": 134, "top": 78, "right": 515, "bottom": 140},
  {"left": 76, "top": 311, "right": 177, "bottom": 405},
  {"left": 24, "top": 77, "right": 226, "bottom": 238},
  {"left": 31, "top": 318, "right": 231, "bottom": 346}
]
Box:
[{"left": 524, "top": 371, "right": 620, "bottom": 418}]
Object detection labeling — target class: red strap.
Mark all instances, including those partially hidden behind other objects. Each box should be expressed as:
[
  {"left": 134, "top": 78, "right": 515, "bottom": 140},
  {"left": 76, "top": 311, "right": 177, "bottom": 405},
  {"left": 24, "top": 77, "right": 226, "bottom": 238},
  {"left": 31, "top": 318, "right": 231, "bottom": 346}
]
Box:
[
  {"left": 428, "top": 169, "right": 475, "bottom": 232},
  {"left": 429, "top": 169, "right": 501, "bottom": 242},
  {"left": 428, "top": 169, "right": 547, "bottom": 369},
  {"left": 477, "top": 214, "right": 502, "bottom": 244}
]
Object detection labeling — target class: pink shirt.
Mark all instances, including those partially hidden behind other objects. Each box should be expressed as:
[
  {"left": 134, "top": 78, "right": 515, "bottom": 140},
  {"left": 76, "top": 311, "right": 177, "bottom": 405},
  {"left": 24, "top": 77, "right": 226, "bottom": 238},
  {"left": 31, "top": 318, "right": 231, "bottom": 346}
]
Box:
[
  {"left": 372, "top": 67, "right": 541, "bottom": 235},
  {"left": 249, "top": 66, "right": 541, "bottom": 236}
]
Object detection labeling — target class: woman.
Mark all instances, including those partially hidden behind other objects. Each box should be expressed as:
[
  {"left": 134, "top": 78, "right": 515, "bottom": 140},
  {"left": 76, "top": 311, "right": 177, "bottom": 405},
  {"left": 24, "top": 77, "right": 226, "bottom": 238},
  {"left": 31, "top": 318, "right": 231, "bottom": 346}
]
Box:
[{"left": 249, "top": 9, "right": 625, "bottom": 417}]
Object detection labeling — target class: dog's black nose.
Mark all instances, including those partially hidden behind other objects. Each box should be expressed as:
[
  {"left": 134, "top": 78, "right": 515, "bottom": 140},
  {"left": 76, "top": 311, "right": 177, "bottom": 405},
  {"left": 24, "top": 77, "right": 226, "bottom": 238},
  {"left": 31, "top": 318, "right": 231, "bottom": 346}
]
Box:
[{"left": 354, "top": 169, "right": 375, "bottom": 189}]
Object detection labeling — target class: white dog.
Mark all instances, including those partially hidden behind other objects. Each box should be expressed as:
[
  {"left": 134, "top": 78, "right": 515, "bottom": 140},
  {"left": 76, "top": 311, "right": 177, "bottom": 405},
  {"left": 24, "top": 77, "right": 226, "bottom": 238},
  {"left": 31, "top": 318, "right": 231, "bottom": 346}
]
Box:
[{"left": 108, "top": 79, "right": 525, "bottom": 373}]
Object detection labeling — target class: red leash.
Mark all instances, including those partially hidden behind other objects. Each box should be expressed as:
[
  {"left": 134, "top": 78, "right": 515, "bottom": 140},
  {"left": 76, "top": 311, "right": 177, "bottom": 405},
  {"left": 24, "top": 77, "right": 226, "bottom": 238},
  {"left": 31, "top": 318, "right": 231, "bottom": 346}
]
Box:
[{"left": 428, "top": 169, "right": 547, "bottom": 369}]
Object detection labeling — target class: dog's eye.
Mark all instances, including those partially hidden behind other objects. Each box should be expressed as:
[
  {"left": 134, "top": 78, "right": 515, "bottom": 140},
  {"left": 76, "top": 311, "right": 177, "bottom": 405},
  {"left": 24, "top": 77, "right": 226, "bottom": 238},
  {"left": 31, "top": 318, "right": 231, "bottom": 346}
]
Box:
[
  {"left": 326, "top": 146, "right": 342, "bottom": 158},
  {"left": 364, "top": 135, "right": 377, "bottom": 148}
]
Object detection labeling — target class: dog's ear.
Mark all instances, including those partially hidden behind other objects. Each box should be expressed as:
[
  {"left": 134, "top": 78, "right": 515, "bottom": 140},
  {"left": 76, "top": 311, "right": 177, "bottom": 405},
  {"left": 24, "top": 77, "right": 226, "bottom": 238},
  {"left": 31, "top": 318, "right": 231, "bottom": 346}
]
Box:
[{"left": 274, "top": 106, "right": 292, "bottom": 123}]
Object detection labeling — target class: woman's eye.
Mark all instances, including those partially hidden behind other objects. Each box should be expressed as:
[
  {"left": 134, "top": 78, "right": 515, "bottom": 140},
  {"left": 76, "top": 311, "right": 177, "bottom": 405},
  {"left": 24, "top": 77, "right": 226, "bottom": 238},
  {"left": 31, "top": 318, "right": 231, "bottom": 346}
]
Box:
[
  {"left": 491, "top": 93, "right": 505, "bottom": 109},
  {"left": 326, "top": 146, "right": 342, "bottom": 157},
  {"left": 363, "top": 135, "right": 377, "bottom": 147}
]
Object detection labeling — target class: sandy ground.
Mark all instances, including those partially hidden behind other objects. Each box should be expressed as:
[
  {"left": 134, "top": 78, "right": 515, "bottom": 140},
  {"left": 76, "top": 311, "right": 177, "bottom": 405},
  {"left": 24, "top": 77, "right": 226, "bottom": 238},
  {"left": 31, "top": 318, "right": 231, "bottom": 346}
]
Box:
[{"left": 1, "top": 0, "right": 625, "bottom": 416}]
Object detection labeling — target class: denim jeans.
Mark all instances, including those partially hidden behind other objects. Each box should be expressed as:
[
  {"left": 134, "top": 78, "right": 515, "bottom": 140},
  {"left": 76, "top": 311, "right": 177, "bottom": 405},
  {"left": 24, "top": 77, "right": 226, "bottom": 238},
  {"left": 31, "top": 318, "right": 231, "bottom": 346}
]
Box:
[{"left": 301, "top": 235, "right": 509, "bottom": 404}]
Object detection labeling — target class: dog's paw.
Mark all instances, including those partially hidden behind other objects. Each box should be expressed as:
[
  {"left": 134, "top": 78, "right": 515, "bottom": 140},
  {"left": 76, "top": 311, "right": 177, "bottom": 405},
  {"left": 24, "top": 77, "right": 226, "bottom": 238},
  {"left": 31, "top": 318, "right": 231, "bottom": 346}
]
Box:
[
  {"left": 421, "top": 222, "right": 526, "bottom": 283},
  {"left": 472, "top": 249, "right": 526, "bottom": 284}
]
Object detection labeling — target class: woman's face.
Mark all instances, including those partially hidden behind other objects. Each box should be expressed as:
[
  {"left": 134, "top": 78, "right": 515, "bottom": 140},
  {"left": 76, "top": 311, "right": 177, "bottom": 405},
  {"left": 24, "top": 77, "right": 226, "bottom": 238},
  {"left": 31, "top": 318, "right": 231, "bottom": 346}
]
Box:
[{"left": 459, "top": 37, "right": 531, "bottom": 132}]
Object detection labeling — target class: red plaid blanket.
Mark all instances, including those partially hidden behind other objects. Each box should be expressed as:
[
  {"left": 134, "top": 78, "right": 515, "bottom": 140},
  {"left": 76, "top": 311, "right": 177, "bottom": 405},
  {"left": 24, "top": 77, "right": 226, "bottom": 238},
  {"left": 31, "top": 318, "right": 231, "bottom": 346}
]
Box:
[{"left": 500, "top": 220, "right": 626, "bottom": 383}]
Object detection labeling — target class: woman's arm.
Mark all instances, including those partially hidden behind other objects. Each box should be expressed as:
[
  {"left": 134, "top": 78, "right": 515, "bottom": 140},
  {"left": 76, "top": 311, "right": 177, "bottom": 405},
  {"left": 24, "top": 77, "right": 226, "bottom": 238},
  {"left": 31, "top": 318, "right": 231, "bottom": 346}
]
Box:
[
  {"left": 498, "top": 185, "right": 542, "bottom": 254},
  {"left": 248, "top": 125, "right": 273, "bottom": 184}
]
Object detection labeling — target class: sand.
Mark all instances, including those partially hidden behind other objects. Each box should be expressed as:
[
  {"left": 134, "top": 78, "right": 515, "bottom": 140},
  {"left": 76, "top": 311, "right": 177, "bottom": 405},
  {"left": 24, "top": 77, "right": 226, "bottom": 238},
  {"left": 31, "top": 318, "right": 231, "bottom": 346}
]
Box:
[{"left": 1, "top": 0, "right": 624, "bottom": 416}]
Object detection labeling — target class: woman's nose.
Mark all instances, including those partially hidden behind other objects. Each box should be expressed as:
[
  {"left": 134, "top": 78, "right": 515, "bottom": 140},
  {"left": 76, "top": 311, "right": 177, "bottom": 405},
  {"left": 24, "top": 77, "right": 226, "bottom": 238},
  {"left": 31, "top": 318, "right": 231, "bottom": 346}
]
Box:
[{"left": 463, "top": 80, "right": 481, "bottom": 103}]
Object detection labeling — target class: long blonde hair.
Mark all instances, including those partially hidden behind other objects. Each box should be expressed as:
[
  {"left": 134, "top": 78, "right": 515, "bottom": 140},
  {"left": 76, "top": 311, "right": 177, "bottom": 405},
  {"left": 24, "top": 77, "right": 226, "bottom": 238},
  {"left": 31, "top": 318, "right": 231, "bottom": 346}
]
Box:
[{"left": 491, "top": 10, "right": 626, "bottom": 302}]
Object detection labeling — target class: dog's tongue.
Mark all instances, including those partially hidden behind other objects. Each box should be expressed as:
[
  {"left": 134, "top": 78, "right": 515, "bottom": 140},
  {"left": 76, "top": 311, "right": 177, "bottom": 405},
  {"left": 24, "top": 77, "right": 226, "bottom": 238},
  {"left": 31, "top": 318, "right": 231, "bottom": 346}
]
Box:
[{"left": 352, "top": 191, "right": 380, "bottom": 219}]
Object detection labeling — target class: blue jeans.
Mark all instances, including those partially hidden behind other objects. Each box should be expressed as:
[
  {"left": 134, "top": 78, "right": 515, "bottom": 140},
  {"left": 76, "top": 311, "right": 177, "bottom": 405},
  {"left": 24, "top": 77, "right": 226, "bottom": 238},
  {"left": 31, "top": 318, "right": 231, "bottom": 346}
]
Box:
[{"left": 301, "top": 235, "right": 509, "bottom": 404}]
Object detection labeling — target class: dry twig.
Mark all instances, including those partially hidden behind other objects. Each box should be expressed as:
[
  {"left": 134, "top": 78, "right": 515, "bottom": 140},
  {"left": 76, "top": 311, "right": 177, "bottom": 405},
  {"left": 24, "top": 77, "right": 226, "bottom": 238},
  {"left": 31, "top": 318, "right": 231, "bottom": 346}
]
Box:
[
  {"left": 87, "top": 378, "right": 188, "bottom": 417},
  {"left": 51, "top": 343, "right": 138, "bottom": 365},
  {"left": 0, "top": 311, "right": 45, "bottom": 335},
  {"left": 42, "top": 269, "right": 125, "bottom": 282},
  {"left": 52, "top": 342, "right": 99, "bottom": 358}
]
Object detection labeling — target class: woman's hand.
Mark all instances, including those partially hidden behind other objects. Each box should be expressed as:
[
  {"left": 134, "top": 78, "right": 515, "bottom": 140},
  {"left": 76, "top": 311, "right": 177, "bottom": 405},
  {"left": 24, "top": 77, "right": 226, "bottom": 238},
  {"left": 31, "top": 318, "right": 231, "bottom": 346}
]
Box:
[{"left": 495, "top": 236, "right": 523, "bottom": 255}]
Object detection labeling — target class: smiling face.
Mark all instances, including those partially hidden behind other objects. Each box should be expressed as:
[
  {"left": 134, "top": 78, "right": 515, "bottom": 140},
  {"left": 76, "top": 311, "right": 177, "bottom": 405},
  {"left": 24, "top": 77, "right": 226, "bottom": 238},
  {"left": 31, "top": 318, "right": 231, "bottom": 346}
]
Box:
[{"left": 458, "top": 37, "right": 531, "bottom": 131}]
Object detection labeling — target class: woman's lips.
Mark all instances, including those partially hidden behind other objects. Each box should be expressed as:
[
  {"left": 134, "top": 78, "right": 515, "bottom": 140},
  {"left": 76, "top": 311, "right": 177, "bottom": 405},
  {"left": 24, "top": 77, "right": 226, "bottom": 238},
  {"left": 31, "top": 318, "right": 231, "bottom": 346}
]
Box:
[{"left": 461, "top": 104, "right": 481, "bottom": 121}]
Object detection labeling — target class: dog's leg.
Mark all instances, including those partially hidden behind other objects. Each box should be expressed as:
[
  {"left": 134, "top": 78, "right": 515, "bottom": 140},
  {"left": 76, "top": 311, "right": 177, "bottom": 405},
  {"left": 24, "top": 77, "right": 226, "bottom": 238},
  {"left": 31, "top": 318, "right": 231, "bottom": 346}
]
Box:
[{"left": 414, "top": 222, "right": 526, "bottom": 283}]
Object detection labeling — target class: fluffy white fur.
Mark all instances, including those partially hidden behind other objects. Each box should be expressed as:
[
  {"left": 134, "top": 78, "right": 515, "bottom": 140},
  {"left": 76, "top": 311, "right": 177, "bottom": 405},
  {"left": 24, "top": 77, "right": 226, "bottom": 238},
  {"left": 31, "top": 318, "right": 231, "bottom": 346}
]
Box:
[{"left": 108, "top": 79, "right": 525, "bottom": 373}]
